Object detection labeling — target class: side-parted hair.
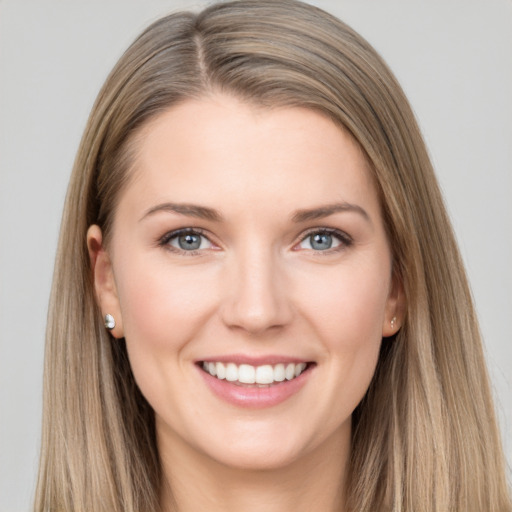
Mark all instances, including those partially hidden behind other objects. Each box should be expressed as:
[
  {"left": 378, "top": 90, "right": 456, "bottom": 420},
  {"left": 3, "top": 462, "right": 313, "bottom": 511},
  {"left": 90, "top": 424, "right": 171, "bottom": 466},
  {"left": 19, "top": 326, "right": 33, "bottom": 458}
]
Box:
[{"left": 35, "top": 1, "right": 511, "bottom": 511}]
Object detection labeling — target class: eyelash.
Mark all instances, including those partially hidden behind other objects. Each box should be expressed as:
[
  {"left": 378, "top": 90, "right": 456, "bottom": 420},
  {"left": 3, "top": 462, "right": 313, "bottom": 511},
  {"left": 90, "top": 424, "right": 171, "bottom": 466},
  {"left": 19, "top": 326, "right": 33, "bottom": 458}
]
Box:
[
  {"left": 158, "top": 228, "right": 212, "bottom": 256},
  {"left": 297, "top": 227, "right": 353, "bottom": 254},
  {"left": 157, "top": 227, "right": 353, "bottom": 256}
]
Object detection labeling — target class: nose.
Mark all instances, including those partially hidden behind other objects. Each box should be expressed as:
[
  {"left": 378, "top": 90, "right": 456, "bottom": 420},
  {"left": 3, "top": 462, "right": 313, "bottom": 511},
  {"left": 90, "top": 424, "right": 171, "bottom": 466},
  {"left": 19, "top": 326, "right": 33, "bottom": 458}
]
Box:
[{"left": 220, "top": 246, "right": 293, "bottom": 335}]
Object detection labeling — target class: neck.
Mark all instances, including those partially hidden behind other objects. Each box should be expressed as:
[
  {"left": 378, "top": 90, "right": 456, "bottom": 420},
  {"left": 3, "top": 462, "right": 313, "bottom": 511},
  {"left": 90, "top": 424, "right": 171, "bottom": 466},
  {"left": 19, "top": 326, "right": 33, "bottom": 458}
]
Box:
[{"left": 158, "top": 425, "right": 350, "bottom": 512}]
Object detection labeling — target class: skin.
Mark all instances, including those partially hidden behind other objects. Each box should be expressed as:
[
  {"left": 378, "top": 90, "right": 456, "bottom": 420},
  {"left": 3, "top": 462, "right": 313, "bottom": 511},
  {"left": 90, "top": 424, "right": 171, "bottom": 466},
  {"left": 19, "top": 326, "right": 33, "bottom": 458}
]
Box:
[{"left": 88, "top": 94, "right": 404, "bottom": 512}]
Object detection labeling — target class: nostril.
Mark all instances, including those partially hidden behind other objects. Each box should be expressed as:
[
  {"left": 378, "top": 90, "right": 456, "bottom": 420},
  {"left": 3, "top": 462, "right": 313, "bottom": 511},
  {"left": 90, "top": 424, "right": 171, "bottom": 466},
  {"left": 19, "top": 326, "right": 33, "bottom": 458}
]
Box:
[{"left": 219, "top": 268, "right": 293, "bottom": 334}]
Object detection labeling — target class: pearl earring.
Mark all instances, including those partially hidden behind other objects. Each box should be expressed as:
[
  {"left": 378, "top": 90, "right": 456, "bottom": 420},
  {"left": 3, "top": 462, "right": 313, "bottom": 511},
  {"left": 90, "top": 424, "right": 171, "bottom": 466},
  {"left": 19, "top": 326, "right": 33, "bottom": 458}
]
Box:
[
  {"left": 391, "top": 316, "right": 397, "bottom": 329},
  {"left": 104, "top": 313, "right": 116, "bottom": 330}
]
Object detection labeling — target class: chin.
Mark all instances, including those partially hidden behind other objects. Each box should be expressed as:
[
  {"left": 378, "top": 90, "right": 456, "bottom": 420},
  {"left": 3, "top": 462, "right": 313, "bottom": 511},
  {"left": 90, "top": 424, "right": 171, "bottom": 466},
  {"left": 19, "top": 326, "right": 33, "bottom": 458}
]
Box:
[
  {"left": 209, "top": 442, "right": 305, "bottom": 472},
  {"left": 192, "top": 419, "right": 337, "bottom": 473}
]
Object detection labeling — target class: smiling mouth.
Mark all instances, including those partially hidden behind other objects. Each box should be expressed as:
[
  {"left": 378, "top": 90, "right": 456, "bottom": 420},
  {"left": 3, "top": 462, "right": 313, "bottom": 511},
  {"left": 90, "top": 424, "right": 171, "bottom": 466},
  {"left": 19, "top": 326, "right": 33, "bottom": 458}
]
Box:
[{"left": 199, "top": 361, "right": 313, "bottom": 387}]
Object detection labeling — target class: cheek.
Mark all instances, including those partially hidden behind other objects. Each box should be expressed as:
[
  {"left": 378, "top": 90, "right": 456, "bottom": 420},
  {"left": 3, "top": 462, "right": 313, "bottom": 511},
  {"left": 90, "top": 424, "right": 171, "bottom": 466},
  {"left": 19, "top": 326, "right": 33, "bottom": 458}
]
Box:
[
  {"left": 298, "top": 262, "right": 388, "bottom": 422},
  {"left": 298, "top": 257, "right": 391, "bottom": 350},
  {"left": 114, "top": 253, "right": 218, "bottom": 355},
  {"left": 112, "top": 254, "right": 221, "bottom": 418}
]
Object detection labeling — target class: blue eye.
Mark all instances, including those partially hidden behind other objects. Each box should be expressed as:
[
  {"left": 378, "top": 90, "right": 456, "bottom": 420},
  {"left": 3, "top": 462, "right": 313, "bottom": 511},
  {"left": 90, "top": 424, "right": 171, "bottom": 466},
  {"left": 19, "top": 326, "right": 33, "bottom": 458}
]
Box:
[
  {"left": 310, "top": 233, "right": 335, "bottom": 250},
  {"left": 298, "top": 230, "right": 349, "bottom": 251},
  {"left": 162, "top": 229, "right": 213, "bottom": 252}
]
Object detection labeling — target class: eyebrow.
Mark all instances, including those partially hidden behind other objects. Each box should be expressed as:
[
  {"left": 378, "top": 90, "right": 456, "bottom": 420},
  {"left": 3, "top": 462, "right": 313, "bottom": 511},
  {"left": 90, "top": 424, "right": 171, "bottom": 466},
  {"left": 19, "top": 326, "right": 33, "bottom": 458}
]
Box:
[
  {"left": 140, "top": 202, "right": 223, "bottom": 222},
  {"left": 140, "top": 201, "right": 370, "bottom": 224},
  {"left": 291, "top": 202, "right": 371, "bottom": 223}
]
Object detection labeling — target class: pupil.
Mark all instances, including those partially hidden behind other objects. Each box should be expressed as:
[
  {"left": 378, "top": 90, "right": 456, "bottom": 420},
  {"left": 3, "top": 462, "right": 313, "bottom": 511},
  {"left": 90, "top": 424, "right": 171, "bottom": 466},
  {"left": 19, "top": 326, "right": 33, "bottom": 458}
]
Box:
[
  {"left": 178, "top": 234, "right": 201, "bottom": 250},
  {"left": 311, "top": 233, "right": 332, "bottom": 250}
]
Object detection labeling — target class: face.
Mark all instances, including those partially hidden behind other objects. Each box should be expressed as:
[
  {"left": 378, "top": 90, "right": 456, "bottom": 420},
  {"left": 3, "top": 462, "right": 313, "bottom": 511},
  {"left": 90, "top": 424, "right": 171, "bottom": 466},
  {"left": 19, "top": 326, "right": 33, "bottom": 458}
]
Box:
[{"left": 89, "top": 94, "right": 402, "bottom": 472}]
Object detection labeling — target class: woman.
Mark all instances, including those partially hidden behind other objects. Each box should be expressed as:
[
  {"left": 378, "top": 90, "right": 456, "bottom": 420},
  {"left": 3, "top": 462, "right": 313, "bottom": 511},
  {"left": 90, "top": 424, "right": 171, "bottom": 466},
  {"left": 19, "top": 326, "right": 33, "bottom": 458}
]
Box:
[{"left": 35, "top": 0, "right": 511, "bottom": 510}]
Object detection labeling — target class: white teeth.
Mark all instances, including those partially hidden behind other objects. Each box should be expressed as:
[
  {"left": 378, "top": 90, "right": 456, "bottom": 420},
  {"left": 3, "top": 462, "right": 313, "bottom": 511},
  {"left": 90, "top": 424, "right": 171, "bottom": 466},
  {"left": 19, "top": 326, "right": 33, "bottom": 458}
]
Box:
[
  {"left": 274, "top": 364, "right": 285, "bottom": 382},
  {"left": 238, "top": 364, "right": 255, "bottom": 384},
  {"left": 225, "top": 363, "right": 238, "bottom": 382},
  {"left": 295, "top": 362, "right": 306, "bottom": 377},
  {"left": 202, "top": 361, "right": 309, "bottom": 384},
  {"left": 256, "top": 365, "right": 274, "bottom": 384},
  {"left": 216, "top": 362, "right": 226, "bottom": 379}
]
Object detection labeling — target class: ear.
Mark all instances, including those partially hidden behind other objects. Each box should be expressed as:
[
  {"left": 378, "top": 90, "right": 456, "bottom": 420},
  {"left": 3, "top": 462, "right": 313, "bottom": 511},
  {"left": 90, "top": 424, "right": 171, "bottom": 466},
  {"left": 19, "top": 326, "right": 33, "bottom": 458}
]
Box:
[
  {"left": 382, "top": 268, "right": 406, "bottom": 338},
  {"left": 87, "top": 225, "right": 124, "bottom": 338}
]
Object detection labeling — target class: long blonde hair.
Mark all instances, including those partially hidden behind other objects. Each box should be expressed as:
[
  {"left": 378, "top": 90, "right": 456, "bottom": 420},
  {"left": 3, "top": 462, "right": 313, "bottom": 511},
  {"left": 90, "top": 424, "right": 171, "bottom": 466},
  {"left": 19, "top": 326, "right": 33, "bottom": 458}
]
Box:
[{"left": 35, "top": 1, "right": 511, "bottom": 510}]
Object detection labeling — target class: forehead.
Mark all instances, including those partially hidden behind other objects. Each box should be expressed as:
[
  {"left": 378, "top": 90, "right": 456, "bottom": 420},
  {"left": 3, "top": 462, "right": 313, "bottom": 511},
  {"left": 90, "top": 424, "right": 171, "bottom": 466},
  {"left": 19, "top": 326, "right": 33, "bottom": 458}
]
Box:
[{"left": 120, "top": 94, "right": 380, "bottom": 220}]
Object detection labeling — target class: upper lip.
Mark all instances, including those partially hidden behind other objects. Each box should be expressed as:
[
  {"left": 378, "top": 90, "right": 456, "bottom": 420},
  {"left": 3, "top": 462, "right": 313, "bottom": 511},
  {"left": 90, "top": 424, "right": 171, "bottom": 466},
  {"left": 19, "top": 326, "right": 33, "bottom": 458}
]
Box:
[{"left": 196, "top": 354, "right": 312, "bottom": 366}]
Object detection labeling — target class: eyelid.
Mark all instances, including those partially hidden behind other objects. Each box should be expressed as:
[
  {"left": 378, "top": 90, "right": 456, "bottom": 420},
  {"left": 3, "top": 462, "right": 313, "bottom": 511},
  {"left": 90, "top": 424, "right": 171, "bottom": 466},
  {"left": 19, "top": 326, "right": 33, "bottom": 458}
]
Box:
[
  {"left": 158, "top": 227, "right": 217, "bottom": 255},
  {"left": 294, "top": 227, "right": 353, "bottom": 252},
  {"left": 157, "top": 226, "right": 352, "bottom": 255}
]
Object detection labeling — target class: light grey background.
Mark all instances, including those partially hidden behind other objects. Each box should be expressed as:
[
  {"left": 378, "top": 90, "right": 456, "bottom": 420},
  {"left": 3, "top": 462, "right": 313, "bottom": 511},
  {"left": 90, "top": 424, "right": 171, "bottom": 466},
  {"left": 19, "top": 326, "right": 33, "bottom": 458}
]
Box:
[{"left": 1, "top": 1, "right": 510, "bottom": 510}]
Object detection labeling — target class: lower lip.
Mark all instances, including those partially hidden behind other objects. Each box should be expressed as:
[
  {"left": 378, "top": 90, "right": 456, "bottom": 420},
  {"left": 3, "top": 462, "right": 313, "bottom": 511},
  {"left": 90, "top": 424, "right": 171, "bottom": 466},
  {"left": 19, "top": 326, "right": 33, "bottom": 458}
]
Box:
[{"left": 197, "top": 365, "right": 313, "bottom": 409}]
